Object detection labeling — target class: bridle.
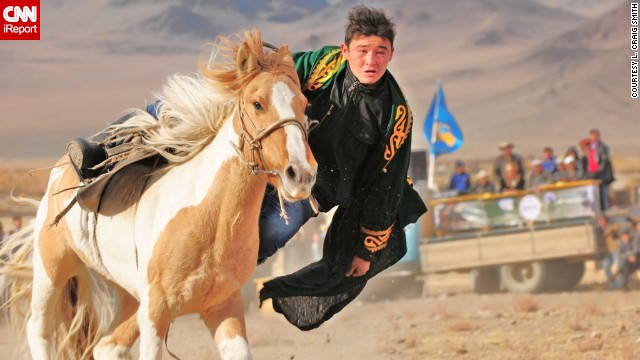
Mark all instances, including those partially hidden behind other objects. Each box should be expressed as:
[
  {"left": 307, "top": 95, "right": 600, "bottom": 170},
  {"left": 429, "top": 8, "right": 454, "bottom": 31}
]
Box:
[
  {"left": 229, "top": 95, "right": 310, "bottom": 225},
  {"left": 231, "top": 97, "right": 307, "bottom": 176},
  {"left": 227, "top": 42, "right": 316, "bottom": 224},
  {"left": 229, "top": 42, "right": 309, "bottom": 176}
]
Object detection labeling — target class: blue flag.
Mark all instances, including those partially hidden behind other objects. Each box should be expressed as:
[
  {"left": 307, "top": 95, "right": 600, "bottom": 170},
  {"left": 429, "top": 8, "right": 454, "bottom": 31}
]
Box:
[{"left": 423, "top": 82, "right": 463, "bottom": 157}]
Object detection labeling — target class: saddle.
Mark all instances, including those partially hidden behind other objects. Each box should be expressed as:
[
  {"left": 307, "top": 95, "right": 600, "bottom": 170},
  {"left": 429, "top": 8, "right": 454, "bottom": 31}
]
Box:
[{"left": 75, "top": 151, "right": 161, "bottom": 213}]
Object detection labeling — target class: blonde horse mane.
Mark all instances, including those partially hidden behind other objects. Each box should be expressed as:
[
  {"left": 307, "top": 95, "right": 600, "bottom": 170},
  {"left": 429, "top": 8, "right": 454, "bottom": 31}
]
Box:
[{"left": 100, "top": 29, "right": 299, "bottom": 166}]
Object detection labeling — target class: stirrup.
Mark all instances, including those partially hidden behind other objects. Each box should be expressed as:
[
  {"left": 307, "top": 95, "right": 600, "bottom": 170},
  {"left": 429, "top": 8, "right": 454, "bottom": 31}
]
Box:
[{"left": 67, "top": 138, "right": 107, "bottom": 180}]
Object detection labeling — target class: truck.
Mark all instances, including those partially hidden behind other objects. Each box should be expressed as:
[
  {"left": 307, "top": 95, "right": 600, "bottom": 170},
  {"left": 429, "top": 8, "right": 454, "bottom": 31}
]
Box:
[{"left": 417, "top": 180, "right": 616, "bottom": 294}]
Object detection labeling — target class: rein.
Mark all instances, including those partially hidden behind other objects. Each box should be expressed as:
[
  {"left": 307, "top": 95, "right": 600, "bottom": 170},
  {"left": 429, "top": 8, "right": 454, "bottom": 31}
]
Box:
[{"left": 230, "top": 98, "right": 308, "bottom": 224}]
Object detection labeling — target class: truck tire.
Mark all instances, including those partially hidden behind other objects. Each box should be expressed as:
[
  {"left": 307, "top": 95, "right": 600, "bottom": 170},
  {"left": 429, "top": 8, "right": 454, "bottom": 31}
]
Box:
[
  {"left": 564, "top": 261, "right": 585, "bottom": 289},
  {"left": 471, "top": 267, "right": 501, "bottom": 294},
  {"left": 546, "top": 261, "right": 585, "bottom": 292},
  {"left": 500, "top": 261, "right": 550, "bottom": 293}
]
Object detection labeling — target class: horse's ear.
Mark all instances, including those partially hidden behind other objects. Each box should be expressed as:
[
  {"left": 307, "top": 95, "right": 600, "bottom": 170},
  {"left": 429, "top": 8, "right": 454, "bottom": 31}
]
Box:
[
  {"left": 236, "top": 42, "right": 258, "bottom": 75},
  {"left": 278, "top": 45, "right": 294, "bottom": 67},
  {"left": 278, "top": 44, "right": 290, "bottom": 55}
]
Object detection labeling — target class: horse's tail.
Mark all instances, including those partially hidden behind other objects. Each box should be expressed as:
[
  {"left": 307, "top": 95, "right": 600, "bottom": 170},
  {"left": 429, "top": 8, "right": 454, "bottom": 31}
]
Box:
[
  {"left": 0, "top": 198, "right": 38, "bottom": 356},
  {"left": 56, "top": 269, "right": 116, "bottom": 360},
  {"left": 0, "top": 198, "right": 116, "bottom": 359}
]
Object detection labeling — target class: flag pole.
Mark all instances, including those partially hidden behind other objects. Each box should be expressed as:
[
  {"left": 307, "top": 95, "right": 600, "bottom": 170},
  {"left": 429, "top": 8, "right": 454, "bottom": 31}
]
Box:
[{"left": 427, "top": 79, "right": 441, "bottom": 190}]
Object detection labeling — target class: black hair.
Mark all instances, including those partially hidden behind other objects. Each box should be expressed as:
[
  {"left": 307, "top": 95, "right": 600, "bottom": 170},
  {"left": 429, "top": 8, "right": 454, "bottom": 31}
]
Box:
[
  {"left": 566, "top": 146, "right": 578, "bottom": 157},
  {"left": 344, "top": 6, "right": 396, "bottom": 47}
]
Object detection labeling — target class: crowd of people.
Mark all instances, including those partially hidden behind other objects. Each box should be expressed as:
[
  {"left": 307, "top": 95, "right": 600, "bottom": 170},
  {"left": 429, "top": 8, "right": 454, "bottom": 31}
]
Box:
[
  {"left": 448, "top": 128, "right": 615, "bottom": 210},
  {"left": 447, "top": 128, "right": 640, "bottom": 288}
]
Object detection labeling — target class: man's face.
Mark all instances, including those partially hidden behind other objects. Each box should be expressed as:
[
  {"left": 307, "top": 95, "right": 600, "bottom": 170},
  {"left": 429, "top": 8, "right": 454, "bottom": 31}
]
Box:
[
  {"left": 341, "top": 35, "right": 393, "bottom": 85},
  {"left": 590, "top": 131, "right": 600, "bottom": 143},
  {"left": 543, "top": 150, "right": 552, "bottom": 160},
  {"left": 502, "top": 147, "right": 512, "bottom": 157}
]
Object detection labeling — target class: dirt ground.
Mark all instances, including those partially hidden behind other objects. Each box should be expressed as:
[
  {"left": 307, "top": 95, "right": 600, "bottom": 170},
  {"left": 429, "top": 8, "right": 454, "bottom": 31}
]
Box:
[{"left": 1, "top": 261, "right": 639, "bottom": 360}]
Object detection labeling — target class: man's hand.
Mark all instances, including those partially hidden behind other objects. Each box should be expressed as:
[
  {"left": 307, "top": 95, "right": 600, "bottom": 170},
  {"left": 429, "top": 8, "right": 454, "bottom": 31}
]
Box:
[{"left": 346, "top": 256, "right": 371, "bottom": 277}]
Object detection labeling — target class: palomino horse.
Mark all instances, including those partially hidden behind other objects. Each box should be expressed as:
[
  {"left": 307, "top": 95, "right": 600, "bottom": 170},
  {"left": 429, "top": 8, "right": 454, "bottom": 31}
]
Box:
[{"left": 1, "top": 30, "right": 316, "bottom": 359}]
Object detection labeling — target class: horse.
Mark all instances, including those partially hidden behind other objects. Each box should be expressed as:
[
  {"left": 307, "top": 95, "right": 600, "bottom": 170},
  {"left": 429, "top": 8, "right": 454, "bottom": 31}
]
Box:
[{"left": 0, "top": 29, "right": 317, "bottom": 360}]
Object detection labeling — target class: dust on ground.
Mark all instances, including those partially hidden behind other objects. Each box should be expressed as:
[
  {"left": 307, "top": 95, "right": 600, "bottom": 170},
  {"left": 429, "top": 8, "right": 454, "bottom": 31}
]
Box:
[{"left": 1, "top": 262, "right": 639, "bottom": 359}]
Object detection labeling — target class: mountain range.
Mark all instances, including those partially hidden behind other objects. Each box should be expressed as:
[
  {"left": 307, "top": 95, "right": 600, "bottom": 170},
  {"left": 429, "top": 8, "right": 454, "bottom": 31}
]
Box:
[{"left": 0, "top": 0, "right": 636, "bottom": 160}]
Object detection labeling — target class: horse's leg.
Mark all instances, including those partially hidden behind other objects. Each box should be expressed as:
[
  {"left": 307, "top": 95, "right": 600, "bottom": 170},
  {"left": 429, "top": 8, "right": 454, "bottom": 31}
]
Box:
[
  {"left": 27, "top": 246, "right": 61, "bottom": 360},
  {"left": 27, "top": 225, "right": 82, "bottom": 360},
  {"left": 94, "top": 286, "right": 140, "bottom": 360},
  {"left": 201, "top": 290, "right": 252, "bottom": 360},
  {"left": 137, "top": 282, "right": 172, "bottom": 360}
]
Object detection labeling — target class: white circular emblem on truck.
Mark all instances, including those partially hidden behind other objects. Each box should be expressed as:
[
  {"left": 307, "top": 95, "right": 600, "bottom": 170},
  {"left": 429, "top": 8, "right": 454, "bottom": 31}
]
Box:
[
  {"left": 498, "top": 198, "right": 514, "bottom": 211},
  {"left": 519, "top": 194, "right": 542, "bottom": 221}
]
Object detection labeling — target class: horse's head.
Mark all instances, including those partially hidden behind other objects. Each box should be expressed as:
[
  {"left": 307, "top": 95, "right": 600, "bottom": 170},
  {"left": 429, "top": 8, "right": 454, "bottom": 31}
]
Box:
[{"left": 203, "top": 30, "right": 317, "bottom": 202}]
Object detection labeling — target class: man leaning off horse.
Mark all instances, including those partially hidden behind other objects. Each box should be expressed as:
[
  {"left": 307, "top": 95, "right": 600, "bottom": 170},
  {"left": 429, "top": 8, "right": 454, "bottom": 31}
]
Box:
[
  {"left": 66, "top": 6, "right": 426, "bottom": 329},
  {"left": 258, "top": 7, "right": 425, "bottom": 330}
]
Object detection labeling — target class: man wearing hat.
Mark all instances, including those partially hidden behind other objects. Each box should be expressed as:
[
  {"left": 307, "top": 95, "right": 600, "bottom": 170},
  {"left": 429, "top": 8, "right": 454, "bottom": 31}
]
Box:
[
  {"left": 561, "top": 155, "right": 580, "bottom": 182},
  {"left": 613, "top": 226, "right": 639, "bottom": 289},
  {"left": 449, "top": 159, "right": 471, "bottom": 194},
  {"left": 494, "top": 141, "right": 524, "bottom": 190},
  {"left": 469, "top": 169, "right": 496, "bottom": 194}
]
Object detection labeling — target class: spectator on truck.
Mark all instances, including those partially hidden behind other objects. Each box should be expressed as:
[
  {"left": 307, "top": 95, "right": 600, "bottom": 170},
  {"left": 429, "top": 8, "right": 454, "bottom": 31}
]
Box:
[
  {"left": 541, "top": 146, "right": 558, "bottom": 175},
  {"left": 469, "top": 169, "right": 496, "bottom": 194},
  {"left": 586, "top": 129, "right": 615, "bottom": 210},
  {"left": 554, "top": 160, "right": 567, "bottom": 182},
  {"left": 448, "top": 159, "right": 471, "bottom": 194},
  {"left": 494, "top": 141, "right": 524, "bottom": 189},
  {"left": 528, "top": 159, "right": 553, "bottom": 189},
  {"left": 561, "top": 156, "right": 580, "bottom": 182},
  {"left": 564, "top": 146, "right": 585, "bottom": 179},
  {"left": 500, "top": 161, "right": 525, "bottom": 193},
  {"left": 579, "top": 138, "right": 591, "bottom": 177}
]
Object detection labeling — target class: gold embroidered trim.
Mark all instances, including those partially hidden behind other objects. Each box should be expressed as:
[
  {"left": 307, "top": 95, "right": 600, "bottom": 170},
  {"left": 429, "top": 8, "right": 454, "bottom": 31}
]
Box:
[
  {"left": 303, "top": 49, "right": 345, "bottom": 92},
  {"left": 383, "top": 104, "right": 413, "bottom": 169},
  {"left": 361, "top": 223, "right": 394, "bottom": 253}
]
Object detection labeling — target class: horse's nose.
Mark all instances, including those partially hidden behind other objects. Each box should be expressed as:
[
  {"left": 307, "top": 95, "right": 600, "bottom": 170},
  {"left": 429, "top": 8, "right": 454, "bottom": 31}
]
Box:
[{"left": 284, "top": 163, "right": 315, "bottom": 186}]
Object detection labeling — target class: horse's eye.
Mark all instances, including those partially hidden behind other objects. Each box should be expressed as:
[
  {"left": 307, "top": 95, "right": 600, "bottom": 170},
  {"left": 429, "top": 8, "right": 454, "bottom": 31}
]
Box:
[{"left": 252, "top": 101, "right": 263, "bottom": 111}]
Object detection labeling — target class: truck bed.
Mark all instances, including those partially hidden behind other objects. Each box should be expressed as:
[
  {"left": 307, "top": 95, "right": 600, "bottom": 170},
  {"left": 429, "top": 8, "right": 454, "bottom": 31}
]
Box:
[{"left": 419, "top": 218, "right": 601, "bottom": 274}]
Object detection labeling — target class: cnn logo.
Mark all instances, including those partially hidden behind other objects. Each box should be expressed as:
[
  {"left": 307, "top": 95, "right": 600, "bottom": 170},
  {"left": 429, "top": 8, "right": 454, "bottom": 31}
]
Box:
[
  {"left": 3, "top": 6, "right": 37, "bottom": 22},
  {"left": 1, "top": 1, "right": 40, "bottom": 40}
]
